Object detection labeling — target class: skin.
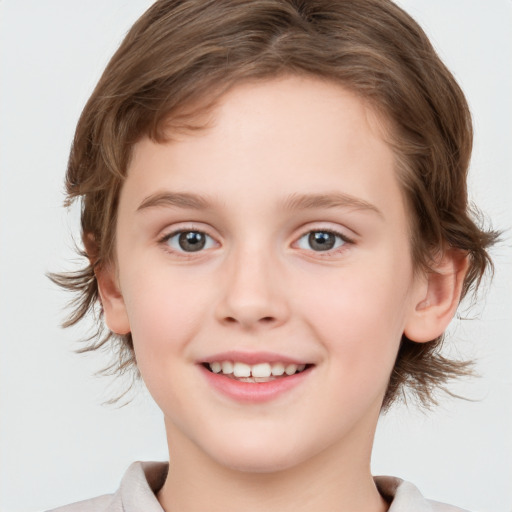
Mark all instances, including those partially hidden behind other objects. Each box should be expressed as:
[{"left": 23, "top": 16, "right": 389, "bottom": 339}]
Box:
[{"left": 98, "top": 76, "right": 467, "bottom": 512}]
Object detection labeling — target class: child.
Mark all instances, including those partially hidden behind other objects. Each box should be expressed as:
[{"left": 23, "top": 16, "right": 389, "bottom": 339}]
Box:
[{"left": 48, "top": 0, "right": 499, "bottom": 510}]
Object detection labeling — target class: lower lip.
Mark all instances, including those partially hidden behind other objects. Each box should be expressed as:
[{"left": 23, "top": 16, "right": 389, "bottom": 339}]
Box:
[{"left": 199, "top": 365, "right": 312, "bottom": 403}]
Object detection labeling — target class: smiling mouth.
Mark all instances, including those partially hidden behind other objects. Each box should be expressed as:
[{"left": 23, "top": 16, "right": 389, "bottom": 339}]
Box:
[{"left": 202, "top": 361, "right": 312, "bottom": 382}]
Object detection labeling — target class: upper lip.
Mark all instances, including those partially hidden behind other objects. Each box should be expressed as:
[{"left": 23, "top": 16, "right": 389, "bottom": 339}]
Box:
[{"left": 199, "top": 350, "right": 312, "bottom": 366}]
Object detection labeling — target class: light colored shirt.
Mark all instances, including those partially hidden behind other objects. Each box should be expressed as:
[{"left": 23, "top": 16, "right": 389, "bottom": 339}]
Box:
[{"left": 47, "top": 461, "right": 470, "bottom": 512}]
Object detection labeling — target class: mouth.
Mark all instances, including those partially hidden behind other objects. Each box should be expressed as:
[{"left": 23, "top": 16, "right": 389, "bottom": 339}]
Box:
[
  {"left": 199, "top": 355, "right": 314, "bottom": 402},
  {"left": 202, "top": 361, "right": 312, "bottom": 383}
]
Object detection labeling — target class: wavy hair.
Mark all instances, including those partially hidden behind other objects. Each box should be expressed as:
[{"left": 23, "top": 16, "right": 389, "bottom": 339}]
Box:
[{"left": 51, "top": 0, "right": 499, "bottom": 408}]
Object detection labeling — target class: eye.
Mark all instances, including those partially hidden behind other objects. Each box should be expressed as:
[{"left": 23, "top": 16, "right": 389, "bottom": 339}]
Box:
[
  {"left": 164, "top": 230, "right": 216, "bottom": 253},
  {"left": 296, "top": 230, "right": 348, "bottom": 252}
]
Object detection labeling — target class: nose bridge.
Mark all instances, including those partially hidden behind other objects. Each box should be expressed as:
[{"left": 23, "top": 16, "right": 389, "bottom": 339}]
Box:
[{"left": 216, "top": 239, "right": 288, "bottom": 328}]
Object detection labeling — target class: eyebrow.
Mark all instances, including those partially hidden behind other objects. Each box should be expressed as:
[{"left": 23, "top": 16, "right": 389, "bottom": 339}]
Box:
[
  {"left": 282, "top": 192, "right": 384, "bottom": 218},
  {"left": 136, "top": 190, "right": 384, "bottom": 218},
  {"left": 137, "top": 192, "right": 213, "bottom": 211}
]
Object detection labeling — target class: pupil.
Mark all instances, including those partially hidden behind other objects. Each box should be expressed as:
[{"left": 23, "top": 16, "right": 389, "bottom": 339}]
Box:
[
  {"left": 179, "top": 232, "right": 206, "bottom": 252},
  {"left": 309, "top": 231, "right": 335, "bottom": 251}
]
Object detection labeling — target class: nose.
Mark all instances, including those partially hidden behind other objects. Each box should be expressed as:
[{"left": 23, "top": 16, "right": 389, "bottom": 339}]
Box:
[{"left": 215, "top": 246, "right": 290, "bottom": 330}]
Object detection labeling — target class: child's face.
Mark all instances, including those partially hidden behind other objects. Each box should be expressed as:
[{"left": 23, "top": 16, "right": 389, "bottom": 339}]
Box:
[{"left": 105, "top": 76, "right": 426, "bottom": 472}]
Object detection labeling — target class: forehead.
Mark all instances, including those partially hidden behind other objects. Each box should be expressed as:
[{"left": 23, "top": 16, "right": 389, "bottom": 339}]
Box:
[{"left": 124, "top": 76, "right": 404, "bottom": 221}]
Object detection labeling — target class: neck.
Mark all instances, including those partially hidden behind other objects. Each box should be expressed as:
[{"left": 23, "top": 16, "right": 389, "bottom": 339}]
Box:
[{"left": 157, "top": 418, "right": 388, "bottom": 512}]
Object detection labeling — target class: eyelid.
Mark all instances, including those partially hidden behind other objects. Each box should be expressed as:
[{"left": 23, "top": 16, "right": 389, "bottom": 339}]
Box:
[
  {"left": 294, "top": 222, "right": 356, "bottom": 241},
  {"left": 157, "top": 221, "right": 217, "bottom": 240}
]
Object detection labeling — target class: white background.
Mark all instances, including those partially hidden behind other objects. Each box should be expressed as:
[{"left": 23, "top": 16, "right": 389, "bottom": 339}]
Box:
[{"left": 0, "top": 1, "right": 511, "bottom": 511}]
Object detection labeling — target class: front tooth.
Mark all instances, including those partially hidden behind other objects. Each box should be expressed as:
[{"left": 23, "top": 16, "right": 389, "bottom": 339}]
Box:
[
  {"left": 251, "top": 363, "right": 271, "bottom": 378},
  {"left": 233, "top": 362, "right": 251, "bottom": 377},
  {"left": 271, "top": 363, "right": 285, "bottom": 376},
  {"left": 221, "top": 361, "right": 234, "bottom": 374},
  {"left": 285, "top": 364, "right": 298, "bottom": 375},
  {"left": 210, "top": 362, "right": 221, "bottom": 373}
]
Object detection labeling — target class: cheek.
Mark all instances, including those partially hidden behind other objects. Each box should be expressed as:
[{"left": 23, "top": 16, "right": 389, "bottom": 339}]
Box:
[
  {"left": 121, "top": 270, "right": 211, "bottom": 375},
  {"left": 123, "top": 279, "right": 210, "bottom": 417},
  {"left": 298, "top": 255, "right": 413, "bottom": 380}
]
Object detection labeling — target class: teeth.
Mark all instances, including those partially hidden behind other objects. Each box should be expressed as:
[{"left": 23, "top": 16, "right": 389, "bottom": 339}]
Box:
[
  {"left": 251, "top": 363, "right": 271, "bottom": 378},
  {"left": 233, "top": 362, "right": 251, "bottom": 377},
  {"left": 210, "top": 361, "right": 221, "bottom": 373},
  {"left": 271, "top": 362, "right": 285, "bottom": 376},
  {"left": 208, "top": 361, "right": 308, "bottom": 377},
  {"left": 285, "top": 364, "right": 298, "bottom": 375},
  {"left": 221, "top": 361, "right": 234, "bottom": 374}
]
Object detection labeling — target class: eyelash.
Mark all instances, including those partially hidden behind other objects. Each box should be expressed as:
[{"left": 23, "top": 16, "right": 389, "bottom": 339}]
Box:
[
  {"left": 294, "top": 229, "right": 354, "bottom": 255},
  {"left": 158, "top": 227, "right": 354, "bottom": 256},
  {"left": 159, "top": 228, "right": 217, "bottom": 255}
]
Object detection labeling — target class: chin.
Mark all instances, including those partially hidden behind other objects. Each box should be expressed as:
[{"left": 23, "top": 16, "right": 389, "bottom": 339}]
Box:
[{"left": 206, "top": 435, "right": 312, "bottom": 474}]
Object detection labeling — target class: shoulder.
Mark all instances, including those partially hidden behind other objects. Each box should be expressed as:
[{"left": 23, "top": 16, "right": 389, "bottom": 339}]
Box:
[
  {"left": 374, "top": 476, "right": 472, "bottom": 512},
  {"left": 45, "top": 461, "right": 168, "bottom": 512},
  {"left": 46, "top": 494, "right": 114, "bottom": 512}
]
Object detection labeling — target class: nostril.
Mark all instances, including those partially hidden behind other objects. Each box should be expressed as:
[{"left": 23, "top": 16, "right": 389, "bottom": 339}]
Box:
[{"left": 223, "top": 316, "right": 275, "bottom": 325}]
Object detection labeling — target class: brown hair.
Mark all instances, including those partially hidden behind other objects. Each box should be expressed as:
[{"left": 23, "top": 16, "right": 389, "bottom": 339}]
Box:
[{"left": 52, "top": 0, "right": 498, "bottom": 408}]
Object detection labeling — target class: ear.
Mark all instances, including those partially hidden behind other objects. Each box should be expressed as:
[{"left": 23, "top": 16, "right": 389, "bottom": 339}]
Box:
[
  {"left": 83, "top": 232, "right": 131, "bottom": 335},
  {"left": 95, "top": 263, "right": 131, "bottom": 335},
  {"left": 404, "top": 249, "right": 469, "bottom": 343}
]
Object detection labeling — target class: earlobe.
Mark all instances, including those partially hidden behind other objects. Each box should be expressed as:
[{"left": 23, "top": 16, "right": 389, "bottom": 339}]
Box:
[{"left": 404, "top": 249, "right": 469, "bottom": 343}]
